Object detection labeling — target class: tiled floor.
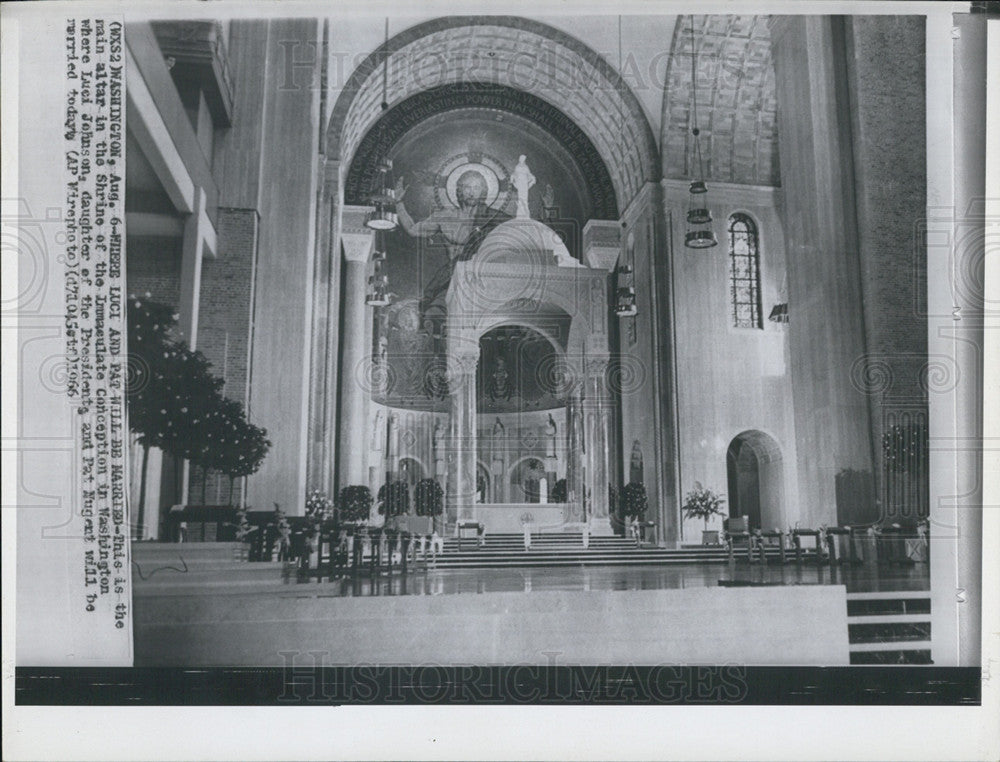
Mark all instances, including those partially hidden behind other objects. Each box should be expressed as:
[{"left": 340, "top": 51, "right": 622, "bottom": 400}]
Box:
[{"left": 291, "top": 561, "right": 929, "bottom": 599}]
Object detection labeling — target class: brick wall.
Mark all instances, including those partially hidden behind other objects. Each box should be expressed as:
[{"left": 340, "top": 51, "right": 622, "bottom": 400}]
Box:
[
  {"left": 187, "top": 207, "right": 260, "bottom": 506},
  {"left": 126, "top": 235, "right": 182, "bottom": 308},
  {"left": 846, "top": 16, "right": 929, "bottom": 521}
]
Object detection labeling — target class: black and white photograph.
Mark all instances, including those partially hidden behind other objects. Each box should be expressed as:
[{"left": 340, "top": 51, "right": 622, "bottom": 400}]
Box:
[{"left": 3, "top": 1, "right": 998, "bottom": 759}]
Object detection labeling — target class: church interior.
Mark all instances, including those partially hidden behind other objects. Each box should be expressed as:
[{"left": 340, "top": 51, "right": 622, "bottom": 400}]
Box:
[
  {"left": 125, "top": 13, "right": 929, "bottom": 542},
  {"left": 121, "top": 13, "right": 952, "bottom": 667}
]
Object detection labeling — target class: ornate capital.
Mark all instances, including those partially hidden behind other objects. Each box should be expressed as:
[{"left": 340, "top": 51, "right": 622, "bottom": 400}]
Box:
[
  {"left": 341, "top": 232, "right": 374, "bottom": 264},
  {"left": 582, "top": 220, "right": 622, "bottom": 271},
  {"left": 586, "top": 356, "right": 610, "bottom": 377},
  {"left": 447, "top": 352, "right": 479, "bottom": 387},
  {"left": 341, "top": 205, "right": 376, "bottom": 262},
  {"left": 341, "top": 205, "right": 375, "bottom": 235}
]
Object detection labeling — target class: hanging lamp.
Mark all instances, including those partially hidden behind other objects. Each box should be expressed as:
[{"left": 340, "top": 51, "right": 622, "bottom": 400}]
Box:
[
  {"left": 365, "top": 20, "right": 395, "bottom": 306},
  {"left": 365, "top": 19, "right": 398, "bottom": 232},
  {"left": 684, "top": 15, "right": 718, "bottom": 249},
  {"left": 366, "top": 248, "right": 391, "bottom": 306},
  {"left": 613, "top": 18, "right": 639, "bottom": 319}
]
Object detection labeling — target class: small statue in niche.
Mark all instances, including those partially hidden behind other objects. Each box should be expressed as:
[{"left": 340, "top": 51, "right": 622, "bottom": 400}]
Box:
[
  {"left": 511, "top": 155, "right": 536, "bottom": 220},
  {"left": 488, "top": 356, "right": 513, "bottom": 402},
  {"left": 542, "top": 183, "right": 556, "bottom": 210},
  {"left": 432, "top": 418, "right": 444, "bottom": 450},
  {"left": 545, "top": 413, "right": 558, "bottom": 458}
]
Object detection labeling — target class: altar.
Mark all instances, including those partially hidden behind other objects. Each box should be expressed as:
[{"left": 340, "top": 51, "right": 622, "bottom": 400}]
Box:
[{"left": 472, "top": 503, "right": 572, "bottom": 533}]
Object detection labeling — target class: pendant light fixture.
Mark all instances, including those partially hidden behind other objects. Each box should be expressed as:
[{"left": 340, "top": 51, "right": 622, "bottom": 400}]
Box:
[
  {"left": 366, "top": 248, "right": 391, "bottom": 306},
  {"left": 365, "top": 18, "right": 398, "bottom": 232},
  {"left": 365, "top": 19, "right": 395, "bottom": 307},
  {"left": 613, "top": 17, "right": 638, "bottom": 320},
  {"left": 684, "top": 15, "right": 718, "bottom": 249}
]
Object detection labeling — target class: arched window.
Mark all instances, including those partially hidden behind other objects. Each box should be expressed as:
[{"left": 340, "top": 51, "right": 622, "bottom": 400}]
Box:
[{"left": 728, "top": 213, "right": 762, "bottom": 329}]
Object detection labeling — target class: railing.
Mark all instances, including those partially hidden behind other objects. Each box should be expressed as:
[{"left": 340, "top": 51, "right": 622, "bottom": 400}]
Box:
[{"left": 720, "top": 523, "right": 929, "bottom": 566}]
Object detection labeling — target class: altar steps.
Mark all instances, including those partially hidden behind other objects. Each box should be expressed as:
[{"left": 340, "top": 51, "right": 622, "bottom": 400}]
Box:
[
  {"left": 430, "top": 534, "right": 801, "bottom": 568},
  {"left": 845, "top": 591, "right": 932, "bottom": 664}
]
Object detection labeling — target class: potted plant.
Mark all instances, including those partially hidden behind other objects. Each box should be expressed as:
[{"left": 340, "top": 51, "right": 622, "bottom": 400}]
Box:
[
  {"left": 682, "top": 482, "right": 727, "bottom": 545},
  {"left": 338, "top": 485, "right": 373, "bottom": 526},
  {"left": 620, "top": 481, "right": 648, "bottom": 543},
  {"left": 550, "top": 478, "right": 568, "bottom": 504},
  {"left": 377, "top": 480, "right": 410, "bottom": 530},
  {"left": 414, "top": 478, "right": 444, "bottom": 535}
]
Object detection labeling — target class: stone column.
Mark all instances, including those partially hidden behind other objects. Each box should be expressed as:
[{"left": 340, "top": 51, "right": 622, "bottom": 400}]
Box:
[
  {"left": 565, "top": 392, "right": 585, "bottom": 522},
  {"left": 385, "top": 412, "right": 399, "bottom": 485},
  {"left": 446, "top": 355, "right": 478, "bottom": 526},
  {"left": 177, "top": 185, "right": 217, "bottom": 505},
  {"left": 585, "top": 357, "right": 612, "bottom": 530},
  {"left": 767, "top": 16, "right": 876, "bottom": 527},
  {"left": 336, "top": 207, "right": 375, "bottom": 488}
]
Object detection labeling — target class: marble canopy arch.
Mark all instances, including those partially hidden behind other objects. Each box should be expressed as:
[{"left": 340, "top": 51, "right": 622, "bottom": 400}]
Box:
[
  {"left": 443, "top": 219, "right": 614, "bottom": 530},
  {"left": 324, "top": 16, "right": 660, "bottom": 210},
  {"left": 315, "top": 17, "right": 653, "bottom": 503}
]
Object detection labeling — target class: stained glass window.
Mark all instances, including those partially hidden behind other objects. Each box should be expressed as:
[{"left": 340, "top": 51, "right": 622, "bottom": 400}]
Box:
[{"left": 728, "top": 213, "right": 762, "bottom": 329}]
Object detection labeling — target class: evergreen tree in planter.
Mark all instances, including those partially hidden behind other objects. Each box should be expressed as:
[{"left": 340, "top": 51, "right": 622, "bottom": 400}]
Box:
[
  {"left": 550, "top": 478, "right": 568, "bottom": 503},
  {"left": 414, "top": 478, "right": 444, "bottom": 533},
  {"left": 682, "top": 482, "right": 727, "bottom": 540},
  {"left": 127, "top": 295, "right": 271, "bottom": 534},
  {"left": 127, "top": 296, "right": 221, "bottom": 534},
  {"left": 218, "top": 418, "right": 270, "bottom": 506},
  {"left": 338, "top": 485, "right": 373, "bottom": 524},
  {"left": 378, "top": 480, "right": 410, "bottom": 528},
  {"left": 620, "top": 482, "right": 648, "bottom": 521}
]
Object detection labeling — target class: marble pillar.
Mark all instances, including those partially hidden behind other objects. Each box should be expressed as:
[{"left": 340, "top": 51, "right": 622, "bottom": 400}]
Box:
[
  {"left": 565, "top": 392, "right": 585, "bottom": 521},
  {"left": 385, "top": 413, "right": 399, "bottom": 485},
  {"left": 337, "top": 217, "right": 375, "bottom": 488},
  {"left": 447, "top": 357, "right": 478, "bottom": 526},
  {"left": 585, "top": 359, "right": 611, "bottom": 527}
]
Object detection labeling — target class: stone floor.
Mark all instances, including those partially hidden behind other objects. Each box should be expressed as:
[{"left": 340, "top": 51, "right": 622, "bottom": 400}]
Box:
[{"left": 276, "top": 561, "right": 929, "bottom": 599}]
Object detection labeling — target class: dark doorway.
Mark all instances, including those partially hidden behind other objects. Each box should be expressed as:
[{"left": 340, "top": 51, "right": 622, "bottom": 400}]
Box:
[{"left": 726, "top": 430, "right": 784, "bottom": 530}]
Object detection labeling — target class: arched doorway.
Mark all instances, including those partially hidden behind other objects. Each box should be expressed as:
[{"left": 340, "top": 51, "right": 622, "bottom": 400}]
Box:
[
  {"left": 398, "top": 457, "right": 424, "bottom": 495},
  {"left": 510, "top": 457, "right": 547, "bottom": 503},
  {"left": 726, "top": 431, "right": 784, "bottom": 530},
  {"left": 476, "top": 462, "right": 491, "bottom": 504}
]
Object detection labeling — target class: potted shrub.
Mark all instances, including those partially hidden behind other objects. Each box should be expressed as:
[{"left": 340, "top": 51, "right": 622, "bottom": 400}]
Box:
[
  {"left": 338, "top": 485, "right": 373, "bottom": 526},
  {"left": 550, "top": 478, "right": 568, "bottom": 504},
  {"left": 682, "top": 482, "right": 727, "bottom": 545},
  {"left": 378, "top": 480, "right": 410, "bottom": 530},
  {"left": 620, "top": 482, "right": 648, "bottom": 542},
  {"left": 414, "top": 478, "right": 444, "bottom": 535}
]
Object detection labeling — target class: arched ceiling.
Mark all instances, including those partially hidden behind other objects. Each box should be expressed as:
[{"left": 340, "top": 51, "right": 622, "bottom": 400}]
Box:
[
  {"left": 327, "top": 16, "right": 659, "bottom": 210},
  {"left": 661, "top": 15, "right": 780, "bottom": 187},
  {"left": 344, "top": 85, "right": 617, "bottom": 220}
]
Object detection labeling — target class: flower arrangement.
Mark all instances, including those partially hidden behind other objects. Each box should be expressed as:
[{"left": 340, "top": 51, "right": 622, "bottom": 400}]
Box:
[
  {"left": 338, "top": 485, "right": 373, "bottom": 523},
  {"left": 305, "top": 489, "right": 334, "bottom": 521},
  {"left": 271, "top": 503, "right": 291, "bottom": 559},
  {"left": 682, "top": 482, "right": 726, "bottom": 528},
  {"left": 233, "top": 507, "right": 257, "bottom": 542}
]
